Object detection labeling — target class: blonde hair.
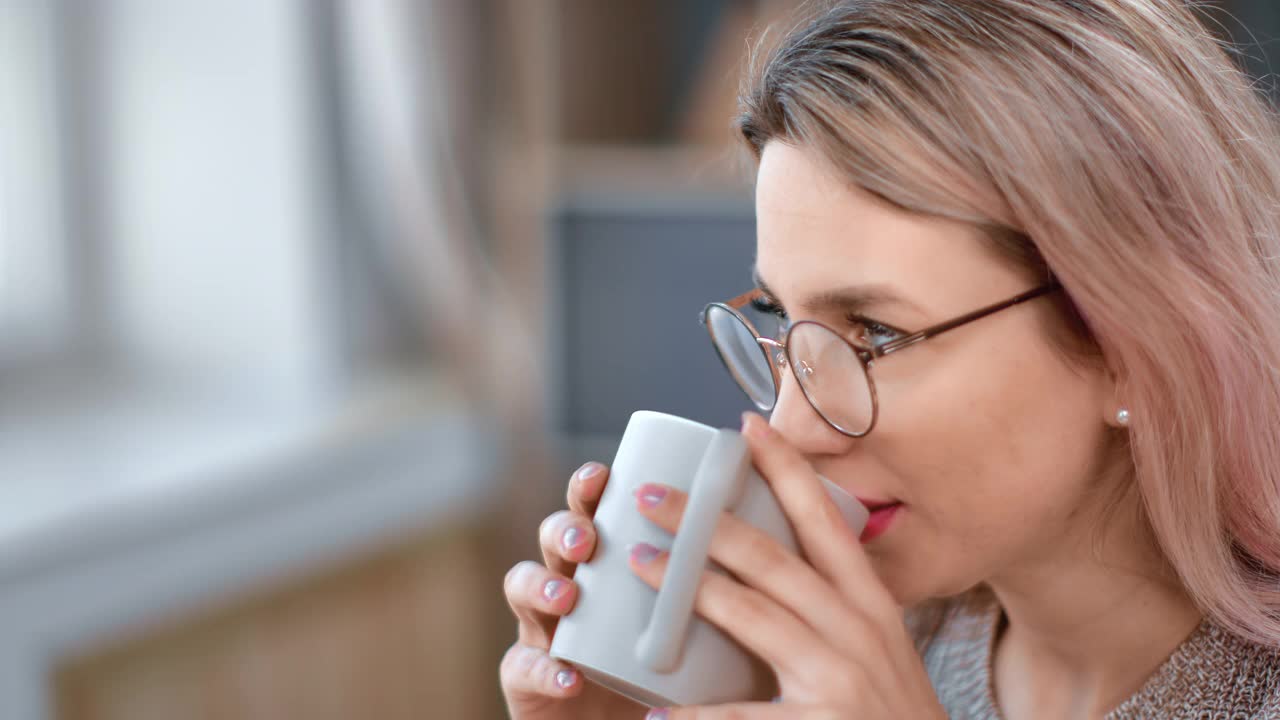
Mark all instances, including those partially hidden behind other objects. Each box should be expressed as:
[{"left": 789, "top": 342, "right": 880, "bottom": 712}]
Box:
[{"left": 737, "top": 0, "right": 1280, "bottom": 648}]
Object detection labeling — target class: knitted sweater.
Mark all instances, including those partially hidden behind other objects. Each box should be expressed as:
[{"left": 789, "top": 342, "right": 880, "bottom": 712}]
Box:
[{"left": 919, "top": 601, "right": 1280, "bottom": 719}]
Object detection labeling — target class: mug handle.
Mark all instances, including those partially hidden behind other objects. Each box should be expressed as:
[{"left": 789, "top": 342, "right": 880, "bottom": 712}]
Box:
[{"left": 634, "top": 429, "right": 749, "bottom": 673}]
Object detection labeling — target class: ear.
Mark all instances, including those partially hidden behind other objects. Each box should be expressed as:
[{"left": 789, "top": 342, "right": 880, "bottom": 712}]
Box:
[{"left": 1098, "top": 355, "right": 1128, "bottom": 429}]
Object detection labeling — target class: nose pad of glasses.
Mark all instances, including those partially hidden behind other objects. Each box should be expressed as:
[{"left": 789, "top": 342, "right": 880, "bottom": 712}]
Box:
[{"left": 777, "top": 348, "right": 815, "bottom": 380}]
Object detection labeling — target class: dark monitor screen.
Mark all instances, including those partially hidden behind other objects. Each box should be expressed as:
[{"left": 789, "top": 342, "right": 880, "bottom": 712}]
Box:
[{"left": 549, "top": 194, "right": 778, "bottom": 436}]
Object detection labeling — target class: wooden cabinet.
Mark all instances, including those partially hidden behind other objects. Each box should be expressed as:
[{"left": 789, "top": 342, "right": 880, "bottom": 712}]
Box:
[{"left": 55, "top": 523, "right": 509, "bottom": 720}]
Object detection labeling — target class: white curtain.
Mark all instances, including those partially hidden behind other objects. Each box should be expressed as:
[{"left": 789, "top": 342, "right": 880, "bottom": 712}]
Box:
[{"left": 333, "top": 0, "right": 530, "bottom": 406}]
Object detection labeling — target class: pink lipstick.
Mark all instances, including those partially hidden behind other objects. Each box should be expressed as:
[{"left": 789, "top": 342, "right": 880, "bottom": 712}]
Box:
[{"left": 858, "top": 502, "right": 903, "bottom": 543}]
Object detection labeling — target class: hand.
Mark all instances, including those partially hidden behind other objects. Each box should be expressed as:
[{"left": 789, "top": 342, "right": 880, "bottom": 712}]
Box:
[
  {"left": 626, "top": 413, "right": 946, "bottom": 720},
  {"left": 500, "top": 461, "right": 650, "bottom": 720}
]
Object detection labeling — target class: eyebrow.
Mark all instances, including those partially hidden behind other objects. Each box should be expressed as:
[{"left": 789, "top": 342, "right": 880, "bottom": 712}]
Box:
[{"left": 751, "top": 266, "right": 928, "bottom": 320}]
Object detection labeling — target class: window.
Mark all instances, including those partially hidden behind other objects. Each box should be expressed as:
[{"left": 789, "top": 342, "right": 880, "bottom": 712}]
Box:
[{"left": 0, "top": 1, "right": 72, "bottom": 368}]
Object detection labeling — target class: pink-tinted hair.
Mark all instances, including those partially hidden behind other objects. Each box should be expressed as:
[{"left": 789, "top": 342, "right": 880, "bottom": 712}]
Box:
[{"left": 737, "top": 0, "right": 1280, "bottom": 647}]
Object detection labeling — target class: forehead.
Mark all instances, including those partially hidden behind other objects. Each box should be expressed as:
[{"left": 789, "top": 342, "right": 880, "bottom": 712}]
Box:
[{"left": 752, "top": 143, "right": 1025, "bottom": 310}]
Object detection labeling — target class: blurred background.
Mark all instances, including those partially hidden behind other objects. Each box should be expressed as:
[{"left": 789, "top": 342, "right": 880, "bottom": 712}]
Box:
[{"left": 0, "top": 1, "right": 1275, "bottom": 718}]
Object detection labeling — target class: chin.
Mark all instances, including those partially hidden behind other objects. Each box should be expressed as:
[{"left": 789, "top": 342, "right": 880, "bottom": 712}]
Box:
[
  {"left": 866, "top": 556, "right": 921, "bottom": 604},
  {"left": 871, "top": 556, "right": 970, "bottom": 608}
]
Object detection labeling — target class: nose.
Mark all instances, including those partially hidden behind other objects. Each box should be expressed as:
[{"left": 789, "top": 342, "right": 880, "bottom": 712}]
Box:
[{"left": 767, "top": 361, "right": 854, "bottom": 454}]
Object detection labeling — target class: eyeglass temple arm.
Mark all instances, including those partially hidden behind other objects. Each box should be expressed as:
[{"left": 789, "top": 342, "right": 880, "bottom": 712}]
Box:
[
  {"left": 875, "top": 282, "right": 1063, "bottom": 357},
  {"left": 700, "top": 289, "right": 770, "bottom": 334},
  {"left": 725, "top": 289, "right": 762, "bottom": 311}
]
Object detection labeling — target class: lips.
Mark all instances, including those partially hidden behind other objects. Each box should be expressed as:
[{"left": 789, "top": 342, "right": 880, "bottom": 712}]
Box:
[
  {"left": 855, "top": 496, "right": 901, "bottom": 512},
  {"left": 853, "top": 496, "right": 904, "bottom": 543}
]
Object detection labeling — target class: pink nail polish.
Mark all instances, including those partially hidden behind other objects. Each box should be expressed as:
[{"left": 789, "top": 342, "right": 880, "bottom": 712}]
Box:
[
  {"left": 562, "top": 526, "right": 585, "bottom": 552},
  {"left": 555, "top": 669, "right": 577, "bottom": 689},
  {"left": 543, "top": 579, "right": 569, "bottom": 601},
  {"left": 634, "top": 484, "right": 667, "bottom": 507},
  {"left": 646, "top": 709, "right": 670, "bottom": 720},
  {"left": 629, "top": 542, "right": 661, "bottom": 565}
]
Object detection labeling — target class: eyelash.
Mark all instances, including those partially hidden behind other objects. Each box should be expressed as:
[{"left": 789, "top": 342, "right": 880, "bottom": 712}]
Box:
[
  {"left": 750, "top": 295, "right": 789, "bottom": 324},
  {"left": 750, "top": 295, "right": 902, "bottom": 346}
]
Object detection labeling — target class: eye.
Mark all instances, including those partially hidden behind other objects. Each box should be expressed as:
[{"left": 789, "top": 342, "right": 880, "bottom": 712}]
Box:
[
  {"left": 749, "top": 294, "right": 787, "bottom": 319},
  {"left": 848, "top": 314, "right": 905, "bottom": 348},
  {"left": 749, "top": 294, "right": 792, "bottom": 333}
]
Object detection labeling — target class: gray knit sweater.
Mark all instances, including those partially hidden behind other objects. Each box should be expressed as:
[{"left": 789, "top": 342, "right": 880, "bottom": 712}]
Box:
[{"left": 919, "top": 601, "right": 1280, "bottom": 718}]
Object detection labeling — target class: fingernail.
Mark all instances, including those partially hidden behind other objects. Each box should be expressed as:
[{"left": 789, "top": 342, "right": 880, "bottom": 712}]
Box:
[
  {"left": 634, "top": 484, "right": 667, "bottom": 508},
  {"left": 646, "top": 709, "right": 670, "bottom": 720},
  {"left": 629, "top": 542, "right": 661, "bottom": 565},
  {"left": 555, "top": 668, "right": 577, "bottom": 689},
  {"left": 575, "top": 462, "right": 603, "bottom": 482},
  {"left": 562, "top": 526, "right": 585, "bottom": 552},
  {"left": 543, "top": 579, "right": 569, "bottom": 601}
]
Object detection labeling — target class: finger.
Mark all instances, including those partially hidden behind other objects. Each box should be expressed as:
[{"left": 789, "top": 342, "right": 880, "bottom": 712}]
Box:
[
  {"left": 567, "top": 461, "right": 609, "bottom": 517},
  {"left": 741, "top": 412, "right": 895, "bottom": 615},
  {"left": 539, "top": 510, "right": 597, "bottom": 576},
  {"left": 499, "top": 642, "right": 585, "bottom": 700},
  {"left": 651, "top": 703, "right": 820, "bottom": 719},
  {"left": 632, "top": 483, "right": 870, "bottom": 656},
  {"left": 503, "top": 561, "right": 578, "bottom": 647},
  {"left": 627, "top": 543, "right": 841, "bottom": 680}
]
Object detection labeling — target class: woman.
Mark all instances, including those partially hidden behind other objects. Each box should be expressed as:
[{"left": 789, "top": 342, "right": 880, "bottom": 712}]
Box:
[{"left": 501, "top": 1, "right": 1280, "bottom": 718}]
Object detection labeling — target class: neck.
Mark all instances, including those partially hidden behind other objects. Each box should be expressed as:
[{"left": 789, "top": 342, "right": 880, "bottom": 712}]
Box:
[{"left": 986, "top": 487, "right": 1203, "bottom": 719}]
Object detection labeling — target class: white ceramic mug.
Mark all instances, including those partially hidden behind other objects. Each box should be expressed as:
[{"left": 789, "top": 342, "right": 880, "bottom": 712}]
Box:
[{"left": 548, "top": 410, "right": 869, "bottom": 708}]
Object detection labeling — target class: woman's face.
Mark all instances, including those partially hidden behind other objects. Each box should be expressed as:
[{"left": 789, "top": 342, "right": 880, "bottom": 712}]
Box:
[{"left": 754, "top": 142, "right": 1118, "bottom": 605}]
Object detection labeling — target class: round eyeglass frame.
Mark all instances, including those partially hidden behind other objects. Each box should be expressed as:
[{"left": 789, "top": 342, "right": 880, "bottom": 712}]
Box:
[{"left": 699, "top": 282, "right": 1062, "bottom": 438}]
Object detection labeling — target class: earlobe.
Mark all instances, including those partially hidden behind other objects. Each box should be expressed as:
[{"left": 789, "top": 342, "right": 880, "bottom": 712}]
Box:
[
  {"left": 1102, "top": 405, "right": 1130, "bottom": 429},
  {"left": 1098, "top": 358, "right": 1129, "bottom": 428}
]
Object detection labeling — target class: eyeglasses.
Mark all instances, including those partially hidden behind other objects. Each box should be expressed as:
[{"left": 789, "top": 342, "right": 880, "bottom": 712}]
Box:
[{"left": 700, "top": 282, "right": 1062, "bottom": 437}]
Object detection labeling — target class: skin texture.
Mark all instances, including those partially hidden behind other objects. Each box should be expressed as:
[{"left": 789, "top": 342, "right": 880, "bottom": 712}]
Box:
[
  {"left": 751, "top": 142, "right": 1202, "bottom": 720},
  {"left": 753, "top": 140, "right": 1120, "bottom": 604},
  {"left": 501, "top": 141, "right": 1204, "bottom": 720}
]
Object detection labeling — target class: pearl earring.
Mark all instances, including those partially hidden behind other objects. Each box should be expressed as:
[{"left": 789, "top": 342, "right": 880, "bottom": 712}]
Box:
[{"left": 1116, "top": 408, "right": 1130, "bottom": 426}]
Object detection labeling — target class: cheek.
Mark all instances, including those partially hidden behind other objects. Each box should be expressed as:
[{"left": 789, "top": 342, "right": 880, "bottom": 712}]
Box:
[{"left": 863, "top": 337, "right": 1108, "bottom": 597}]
